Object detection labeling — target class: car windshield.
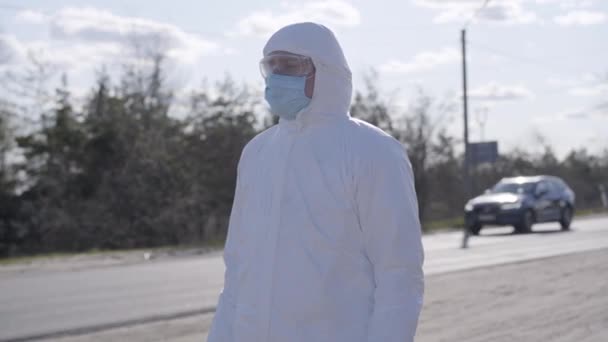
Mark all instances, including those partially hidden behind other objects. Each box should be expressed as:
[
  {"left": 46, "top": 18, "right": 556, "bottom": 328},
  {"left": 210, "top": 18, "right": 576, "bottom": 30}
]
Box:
[{"left": 491, "top": 182, "right": 536, "bottom": 194}]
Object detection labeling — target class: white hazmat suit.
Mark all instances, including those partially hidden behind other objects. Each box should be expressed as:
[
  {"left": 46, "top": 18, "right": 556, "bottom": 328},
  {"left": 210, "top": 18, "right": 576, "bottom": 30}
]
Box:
[{"left": 208, "top": 22, "right": 424, "bottom": 342}]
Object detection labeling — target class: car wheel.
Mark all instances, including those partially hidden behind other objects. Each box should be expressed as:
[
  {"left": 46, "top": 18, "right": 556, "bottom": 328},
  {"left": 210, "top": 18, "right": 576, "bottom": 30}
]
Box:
[
  {"left": 468, "top": 223, "right": 482, "bottom": 236},
  {"left": 515, "top": 210, "right": 534, "bottom": 234},
  {"left": 560, "top": 206, "right": 573, "bottom": 231}
]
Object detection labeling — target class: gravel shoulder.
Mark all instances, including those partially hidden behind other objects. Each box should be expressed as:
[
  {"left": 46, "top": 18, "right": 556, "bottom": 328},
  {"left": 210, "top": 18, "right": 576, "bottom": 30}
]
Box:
[
  {"left": 418, "top": 248, "right": 608, "bottom": 342},
  {"left": 40, "top": 248, "right": 608, "bottom": 342},
  {"left": 0, "top": 247, "right": 222, "bottom": 277}
]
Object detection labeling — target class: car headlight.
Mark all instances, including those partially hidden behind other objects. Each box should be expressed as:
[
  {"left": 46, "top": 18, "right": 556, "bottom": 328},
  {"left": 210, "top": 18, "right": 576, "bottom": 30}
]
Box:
[
  {"left": 465, "top": 202, "right": 474, "bottom": 211},
  {"left": 501, "top": 201, "right": 522, "bottom": 210}
]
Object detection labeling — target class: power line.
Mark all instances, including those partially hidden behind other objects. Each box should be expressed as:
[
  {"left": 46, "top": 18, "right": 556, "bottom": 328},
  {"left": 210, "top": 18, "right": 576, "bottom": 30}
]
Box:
[
  {"left": 468, "top": 40, "right": 585, "bottom": 74},
  {"left": 464, "top": 0, "right": 492, "bottom": 29}
]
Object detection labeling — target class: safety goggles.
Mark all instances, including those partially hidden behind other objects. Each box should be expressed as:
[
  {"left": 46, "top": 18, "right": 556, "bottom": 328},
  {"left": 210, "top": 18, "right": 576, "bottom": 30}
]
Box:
[{"left": 259, "top": 53, "right": 315, "bottom": 78}]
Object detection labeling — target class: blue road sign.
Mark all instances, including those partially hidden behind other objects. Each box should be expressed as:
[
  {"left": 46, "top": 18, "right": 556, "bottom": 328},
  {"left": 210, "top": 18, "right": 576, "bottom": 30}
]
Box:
[{"left": 469, "top": 141, "right": 498, "bottom": 165}]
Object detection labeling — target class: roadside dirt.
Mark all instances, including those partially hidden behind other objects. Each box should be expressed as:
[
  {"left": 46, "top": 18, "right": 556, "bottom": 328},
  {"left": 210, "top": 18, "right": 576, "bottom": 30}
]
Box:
[{"left": 43, "top": 248, "right": 608, "bottom": 342}]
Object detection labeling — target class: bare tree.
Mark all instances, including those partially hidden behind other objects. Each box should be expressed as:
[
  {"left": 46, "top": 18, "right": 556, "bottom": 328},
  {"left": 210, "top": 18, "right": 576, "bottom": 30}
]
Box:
[
  {"left": 598, "top": 71, "right": 608, "bottom": 115},
  {"left": 0, "top": 104, "right": 11, "bottom": 176},
  {"left": 394, "top": 90, "right": 456, "bottom": 223},
  {"left": 350, "top": 70, "right": 394, "bottom": 133},
  {"left": 0, "top": 36, "right": 16, "bottom": 187},
  {"left": 3, "top": 51, "right": 58, "bottom": 130}
]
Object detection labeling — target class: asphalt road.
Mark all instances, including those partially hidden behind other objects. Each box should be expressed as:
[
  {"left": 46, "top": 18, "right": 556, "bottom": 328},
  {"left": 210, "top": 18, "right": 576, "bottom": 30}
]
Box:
[{"left": 1, "top": 216, "right": 607, "bottom": 341}]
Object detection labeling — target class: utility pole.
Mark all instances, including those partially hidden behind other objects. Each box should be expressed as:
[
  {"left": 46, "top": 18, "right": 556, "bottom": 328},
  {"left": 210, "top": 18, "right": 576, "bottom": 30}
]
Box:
[
  {"left": 461, "top": 28, "right": 471, "bottom": 249},
  {"left": 460, "top": 0, "right": 491, "bottom": 249},
  {"left": 475, "top": 107, "right": 489, "bottom": 142}
]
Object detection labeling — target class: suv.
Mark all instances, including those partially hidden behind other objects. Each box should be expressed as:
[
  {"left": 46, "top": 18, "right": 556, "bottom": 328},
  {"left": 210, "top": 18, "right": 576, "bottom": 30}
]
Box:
[{"left": 464, "top": 176, "right": 575, "bottom": 235}]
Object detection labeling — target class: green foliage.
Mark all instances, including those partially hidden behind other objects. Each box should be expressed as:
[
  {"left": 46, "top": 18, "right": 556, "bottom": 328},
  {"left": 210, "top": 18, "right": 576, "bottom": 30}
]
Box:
[
  {"left": 0, "top": 62, "right": 606, "bottom": 256},
  {"left": 351, "top": 72, "right": 608, "bottom": 228},
  {"left": 1, "top": 55, "right": 258, "bottom": 257},
  {"left": 0, "top": 100, "right": 20, "bottom": 256}
]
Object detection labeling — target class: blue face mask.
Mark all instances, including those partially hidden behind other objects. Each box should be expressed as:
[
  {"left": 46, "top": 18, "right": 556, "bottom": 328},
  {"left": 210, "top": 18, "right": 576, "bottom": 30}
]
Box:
[{"left": 264, "top": 74, "right": 311, "bottom": 121}]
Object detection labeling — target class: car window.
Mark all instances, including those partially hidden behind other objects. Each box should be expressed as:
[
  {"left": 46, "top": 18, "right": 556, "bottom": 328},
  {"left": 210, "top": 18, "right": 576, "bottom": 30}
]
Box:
[
  {"left": 556, "top": 179, "right": 568, "bottom": 191},
  {"left": 546, "top": 181, "right": 558, "bottom": 195},
  {"left": 492, "top": 182, "right": 536, "bottom": 194},
  {"left": 536, "top": 181, "right": 549, "bottom": 196},
  {"left": 549, "top": 180, "right": 562, "bottom": 194}
]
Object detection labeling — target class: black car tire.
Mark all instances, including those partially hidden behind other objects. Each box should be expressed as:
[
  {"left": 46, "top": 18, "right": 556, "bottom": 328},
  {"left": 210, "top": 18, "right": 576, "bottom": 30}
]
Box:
[
  {"left": 515, "top": 210, "right": 534, "bottom": 234},
  {"left": 560, "top": 206, "right": 573, "bottom": 231},
  {"left": 468, "top": 223, "right": 482, "bottom": 236}
]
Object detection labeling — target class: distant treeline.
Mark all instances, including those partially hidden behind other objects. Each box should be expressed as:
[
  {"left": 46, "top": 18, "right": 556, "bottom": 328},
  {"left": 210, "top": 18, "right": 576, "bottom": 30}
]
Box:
[{"left": 0, "top": 55, "right": 606, "bottom": 257}]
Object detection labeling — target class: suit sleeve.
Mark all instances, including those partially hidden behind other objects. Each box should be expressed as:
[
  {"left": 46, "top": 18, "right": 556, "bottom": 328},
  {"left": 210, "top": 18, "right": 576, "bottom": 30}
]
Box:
[
  {"left": 357, "top": 141, "right": 425, "bottom": 342},
  {"left": 207, "top": 162, "right": 245, "bottom": 342}
]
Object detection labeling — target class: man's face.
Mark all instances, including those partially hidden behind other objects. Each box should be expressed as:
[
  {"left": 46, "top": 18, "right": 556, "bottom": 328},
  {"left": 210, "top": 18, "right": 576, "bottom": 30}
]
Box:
[{"left": 261, "top": 51, "right": 316, "bottom": 98}]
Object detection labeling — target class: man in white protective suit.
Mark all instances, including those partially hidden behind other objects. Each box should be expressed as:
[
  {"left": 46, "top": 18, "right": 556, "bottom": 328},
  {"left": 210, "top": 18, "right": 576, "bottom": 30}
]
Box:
[{"left": 208, "top": 22, "right": 424, "bottom": 342}]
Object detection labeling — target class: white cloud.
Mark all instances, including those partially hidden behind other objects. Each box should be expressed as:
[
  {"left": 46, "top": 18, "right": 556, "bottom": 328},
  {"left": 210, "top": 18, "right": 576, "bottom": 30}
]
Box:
[
  {"left": 222, "top": 47, "right": 238, "bottom": 56},
  {"left": 28, "top": 41, "right": 122, "bottom": 72},
  {"left": 469, "top": 82, "right": 534, "bottom": 101},
  {"left": 0, "top": 36, "right": 123, "bottom": 105},
  {"left": 569, "top": 83, "right": 608, "bottom": 96},
  {"left": 560, "top": 102, "right": 608, "bottom": 119},
  {"left": 379, "top": 47, "right": 459, "bottom": 74},
  {"left": 17, "top": 7, "right": 220, "bottom": 64},
  {"left": 15, "top": 10, "right": 49, "bottom": 24},
  {"left": 231, "top": 0, "right": 361, "bottom": 37},
  {"left": 536, "top": 0, "right": 596, "bottom": 9},
  {"left": 0, "top": 32, "right": 133, "bottom": 81},
  {"left": 550, "top": 72, "right": 608, "bottom": 97},
  {"left": 593, "top": 101, "right": 608, "bottom": 115},
  {"left": 554, "top": 10, "right": 606, "bottom": 26},
  {"left": 3, "top": 7, "right": 227, "bottom": 99},
  {"left": 412, "top": 0, "right": 537, "bottom": 24},
  {"left": 546, "top": 76, "right": 578, "bottom": 87},
  {"left": 534, "top": 91, "right": 607, "bottom": 121},
  {"left": 0, "top": 34, "right": 26, "bottom": 65},
  {"left": 412, "top": 0, "right": 485, "bottom": 9}
]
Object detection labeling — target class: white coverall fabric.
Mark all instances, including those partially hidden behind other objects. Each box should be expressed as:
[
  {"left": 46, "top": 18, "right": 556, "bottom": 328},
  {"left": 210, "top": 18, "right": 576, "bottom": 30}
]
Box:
[{"left": 208, "top": 22, "right": 424, "bottom": 342}]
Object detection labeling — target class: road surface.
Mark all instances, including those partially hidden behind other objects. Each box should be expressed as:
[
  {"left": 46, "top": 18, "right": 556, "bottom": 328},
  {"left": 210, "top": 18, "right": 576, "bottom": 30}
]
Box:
[
  {"left": 1, "top": 216, "right": 607, "bottom": 341},
  {"left": 39, "top": 248, "right": 608, "bottom": 342}
]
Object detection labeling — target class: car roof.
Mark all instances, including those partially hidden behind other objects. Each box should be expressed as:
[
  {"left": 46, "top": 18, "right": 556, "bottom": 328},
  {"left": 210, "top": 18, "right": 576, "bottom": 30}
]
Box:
[{"left": 500, "top": 175, "right": 560, "bottom": 184}]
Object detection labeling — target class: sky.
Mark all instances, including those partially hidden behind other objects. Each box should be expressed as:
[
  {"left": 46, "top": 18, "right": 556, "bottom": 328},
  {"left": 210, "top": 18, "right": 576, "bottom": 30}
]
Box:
[{"left": 0, "top": 0, "right": 607, "bottom": 157}]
